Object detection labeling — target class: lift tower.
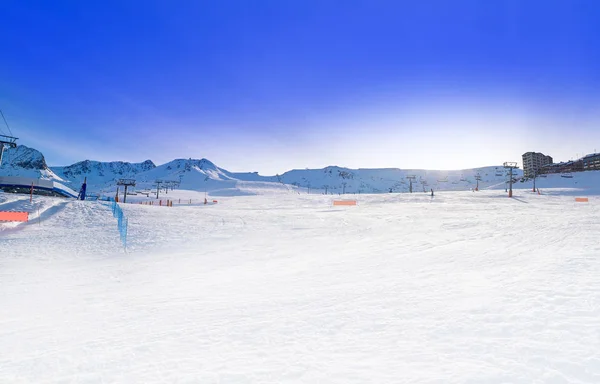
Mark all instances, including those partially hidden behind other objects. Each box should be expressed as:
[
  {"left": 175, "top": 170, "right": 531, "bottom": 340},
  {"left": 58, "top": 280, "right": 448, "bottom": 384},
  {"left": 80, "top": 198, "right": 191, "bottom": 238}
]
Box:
[
  {"left": 406, "top": 175, "right": 416, "bottom": 193},
  {"left": 503, "top": 162, "right": 519, "bottom": 198},
  {"left": 117, "top": 179, "right": 136, "bottom": 203},
  {"left": 474, "top": 174, "right": 482, "bottom": 191}
]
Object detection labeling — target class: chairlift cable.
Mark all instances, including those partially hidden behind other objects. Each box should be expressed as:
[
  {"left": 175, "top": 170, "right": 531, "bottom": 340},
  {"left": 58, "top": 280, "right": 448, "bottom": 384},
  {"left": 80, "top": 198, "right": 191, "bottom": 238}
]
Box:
[{"left": 0, "top": 109, "right": 14, "bottom": 136}]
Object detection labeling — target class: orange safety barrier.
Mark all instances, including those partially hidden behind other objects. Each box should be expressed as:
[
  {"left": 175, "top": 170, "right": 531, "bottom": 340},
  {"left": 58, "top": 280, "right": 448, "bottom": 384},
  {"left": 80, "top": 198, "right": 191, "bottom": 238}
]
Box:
[
  {"left": 575, "top": 197, "right": 589, "bottom": 202},
  {"left": 333, "top": 200, "right": 357, "bottom": 206},
  {"left": 0, "top": 211, "right": 29, "bottom": 222}
]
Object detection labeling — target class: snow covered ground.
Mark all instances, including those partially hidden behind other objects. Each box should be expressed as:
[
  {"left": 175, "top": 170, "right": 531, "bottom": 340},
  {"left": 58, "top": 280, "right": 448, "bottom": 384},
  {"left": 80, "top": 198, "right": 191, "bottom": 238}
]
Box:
[{"left": 2, "top": 188, "right": 600, "bottom": 383}]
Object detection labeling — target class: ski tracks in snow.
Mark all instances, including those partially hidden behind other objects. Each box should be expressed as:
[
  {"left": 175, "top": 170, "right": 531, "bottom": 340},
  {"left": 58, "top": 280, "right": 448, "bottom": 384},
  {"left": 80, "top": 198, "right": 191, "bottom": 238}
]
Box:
[
  {"left": 2, "top": 191, "right": 600, "bottom": 382},
  {"left": 2, "top": 197, "right": 123, "bottom": 259}
]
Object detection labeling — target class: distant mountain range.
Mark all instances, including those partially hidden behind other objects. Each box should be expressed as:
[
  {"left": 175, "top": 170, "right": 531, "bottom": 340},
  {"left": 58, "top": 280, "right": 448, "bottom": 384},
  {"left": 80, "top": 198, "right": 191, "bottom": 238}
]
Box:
[{"left": 1, "top": 145, "right": 523, "bottom": 195}]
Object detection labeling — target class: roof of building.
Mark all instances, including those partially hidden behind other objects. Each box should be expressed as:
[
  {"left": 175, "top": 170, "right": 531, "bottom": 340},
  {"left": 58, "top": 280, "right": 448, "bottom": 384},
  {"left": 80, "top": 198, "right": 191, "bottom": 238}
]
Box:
[
  {"left": 582, "top": 152, "right": 600, "bottom": 159},
  {"left": 0, "top": 176, "right": 77, "bottom": 198}
]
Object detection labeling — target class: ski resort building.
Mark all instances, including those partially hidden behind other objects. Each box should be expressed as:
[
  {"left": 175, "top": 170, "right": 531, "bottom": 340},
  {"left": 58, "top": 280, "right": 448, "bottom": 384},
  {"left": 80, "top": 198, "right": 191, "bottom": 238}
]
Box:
[
  {"left": 522, "top": 152, "right": 553, "bottom": 178},
  {"left": 0, "top": 176, "right": 78, "bottom": 198},
  {"left": 539, "top": 160, "right": 584, "bottom": 175},
  {"left": 582, "top": 152, "right": 600, "bottom": 171}
]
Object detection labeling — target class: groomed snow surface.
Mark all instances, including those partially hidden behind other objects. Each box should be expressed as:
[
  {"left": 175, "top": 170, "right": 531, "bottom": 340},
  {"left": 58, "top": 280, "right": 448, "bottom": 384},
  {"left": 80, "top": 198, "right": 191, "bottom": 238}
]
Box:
[{"left": 2, "top": 188, "right": 600, "bottom": 383}]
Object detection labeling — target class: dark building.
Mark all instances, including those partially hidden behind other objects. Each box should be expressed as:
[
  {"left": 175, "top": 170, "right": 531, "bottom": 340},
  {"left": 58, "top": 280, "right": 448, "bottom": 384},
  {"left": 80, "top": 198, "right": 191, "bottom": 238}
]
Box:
[
  {"left": 522, "top": 152, "right": 553, "bottom": 178},
  {"left": 540, "top": 160, "right": 584, "bottom": 175},
  {"left": 582, "top": 153, "right": 600, "bottom": 171}
]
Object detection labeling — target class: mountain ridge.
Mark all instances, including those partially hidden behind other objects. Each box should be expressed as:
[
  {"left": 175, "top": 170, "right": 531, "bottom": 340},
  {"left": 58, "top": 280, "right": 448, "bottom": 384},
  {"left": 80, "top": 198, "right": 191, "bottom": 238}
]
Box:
[{"left": 1, "top": 145, "right": 523, "bottom": 194}]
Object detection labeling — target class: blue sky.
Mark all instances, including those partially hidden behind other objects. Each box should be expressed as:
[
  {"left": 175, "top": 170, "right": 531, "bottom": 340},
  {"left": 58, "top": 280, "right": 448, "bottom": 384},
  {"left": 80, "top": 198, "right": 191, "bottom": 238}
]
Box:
[{"left": 1, "top": 0, "right": 600, "bottom": 174}]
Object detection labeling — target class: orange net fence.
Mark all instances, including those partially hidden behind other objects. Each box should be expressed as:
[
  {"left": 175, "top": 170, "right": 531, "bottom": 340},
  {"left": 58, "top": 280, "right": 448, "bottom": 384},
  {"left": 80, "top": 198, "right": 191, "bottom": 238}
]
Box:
[
  {"left": 333, "top": 200, "right": 357, "bottom": 206},
  {"left": 0, "top": 211, "right": 29, "bottom": 222}
]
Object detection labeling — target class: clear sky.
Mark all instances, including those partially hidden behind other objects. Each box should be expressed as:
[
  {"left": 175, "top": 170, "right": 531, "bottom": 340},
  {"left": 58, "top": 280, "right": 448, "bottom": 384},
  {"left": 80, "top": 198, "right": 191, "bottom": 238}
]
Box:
[{"left": 1, "top": 0, "right": 600, "bottom": 174}]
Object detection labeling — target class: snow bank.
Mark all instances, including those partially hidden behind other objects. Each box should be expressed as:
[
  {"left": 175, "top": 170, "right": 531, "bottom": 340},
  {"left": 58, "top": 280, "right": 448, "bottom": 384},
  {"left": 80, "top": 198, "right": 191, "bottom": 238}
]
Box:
[{"left": 1, "top": 189, "right": 600, "bottom": 382}]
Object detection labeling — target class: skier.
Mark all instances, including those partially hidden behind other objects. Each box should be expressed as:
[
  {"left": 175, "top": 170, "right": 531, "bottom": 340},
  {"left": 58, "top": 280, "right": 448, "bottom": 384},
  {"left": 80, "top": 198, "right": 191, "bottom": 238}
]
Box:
[{"left": 430, "top": 188, "right": 434, "bottom": 197}]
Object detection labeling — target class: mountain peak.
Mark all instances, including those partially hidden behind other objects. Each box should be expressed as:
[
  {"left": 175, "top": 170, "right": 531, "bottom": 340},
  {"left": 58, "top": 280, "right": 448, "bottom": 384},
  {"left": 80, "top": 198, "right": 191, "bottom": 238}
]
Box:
[
  {"left": 0, "top": 145, "right": 48, "bottom": 170},
  {"left": 49, "top": 158, "right": 157, "bottom": 187}
]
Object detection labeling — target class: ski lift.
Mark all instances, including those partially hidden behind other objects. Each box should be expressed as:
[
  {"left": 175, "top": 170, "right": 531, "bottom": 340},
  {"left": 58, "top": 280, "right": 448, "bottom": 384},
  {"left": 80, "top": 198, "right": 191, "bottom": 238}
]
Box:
[
  {"left": 0, "top": 110, "right": 18, "bottom": 165},
  {"left": 0, "top": 135, "right": 18, "bottom": 166},
  {"left": 0, "top": 134, "right": 16, "bottom": 146},
  {"left": 0, "top": 108, "right": 19, "bottom": 166}
]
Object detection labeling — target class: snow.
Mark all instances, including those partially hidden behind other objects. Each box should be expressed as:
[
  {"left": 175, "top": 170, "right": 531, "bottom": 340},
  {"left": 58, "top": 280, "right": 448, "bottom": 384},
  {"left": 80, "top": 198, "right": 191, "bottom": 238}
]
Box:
[
  {"left": 89, "top": 163, "right": 523, "bottom": 199},
  {"left": 4, "top": 145, "right": 527, "bottom": 196},
  {"left": 517, "top": 171, "right": 600, "bottom": 195},
  {"left": 51, "top": 159, "right": 156, "bottom": 190},
  {"left": 0, "top": 145, "right": 64, "bottom": 181},
  {"left": 2, "top": 186, "right": 600, "bottom": 383}
]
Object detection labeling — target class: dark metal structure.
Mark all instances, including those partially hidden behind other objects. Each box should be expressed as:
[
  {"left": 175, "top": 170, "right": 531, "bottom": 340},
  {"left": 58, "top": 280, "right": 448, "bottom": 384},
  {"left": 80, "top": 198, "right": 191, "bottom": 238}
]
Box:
[
  {"left": 154, "top": 180, "right": 164, "bottom": 199},
  {"left": 0, "top": 109, "right": 18, "bottom": 166},
  {"left": 503, "top": 162, "right": 519, "bottom": 198},
  {"left": 406, "top": 175, "right": 416, "bottom": 193},
  {"left": 117, "top": 179, "right": 136, "bottom": 203},
  {"left": 0, "top": 135, "right": 17, "bottom": 166}
]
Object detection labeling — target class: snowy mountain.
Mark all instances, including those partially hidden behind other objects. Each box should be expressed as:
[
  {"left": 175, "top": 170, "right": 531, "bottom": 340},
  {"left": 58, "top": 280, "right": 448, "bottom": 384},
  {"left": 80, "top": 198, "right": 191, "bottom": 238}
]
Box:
[
  {"left": 277, "top": 165, "right": 522, "bottom": 194},
  {"left": 128, "top": 161, "right": 522, "bottom": 195},
  {"left": 0, "top": 145, "right": 63, "bottom": 180},
  {"left": 114, "top": 158, "right": 289, "bottom": 196},
  {"left": 50, "top": 159, "right": 156, "bottom": 190},
  {"left": 0, "top": 144, "right": 528, "bottom": 195}
]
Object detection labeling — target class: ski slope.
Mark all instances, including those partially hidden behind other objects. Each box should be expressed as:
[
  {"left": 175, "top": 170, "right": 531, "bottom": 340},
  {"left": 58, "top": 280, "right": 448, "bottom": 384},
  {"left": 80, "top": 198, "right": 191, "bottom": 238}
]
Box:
[{"left": 2, "top": 188, "right": 600, "bottom": 383}]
